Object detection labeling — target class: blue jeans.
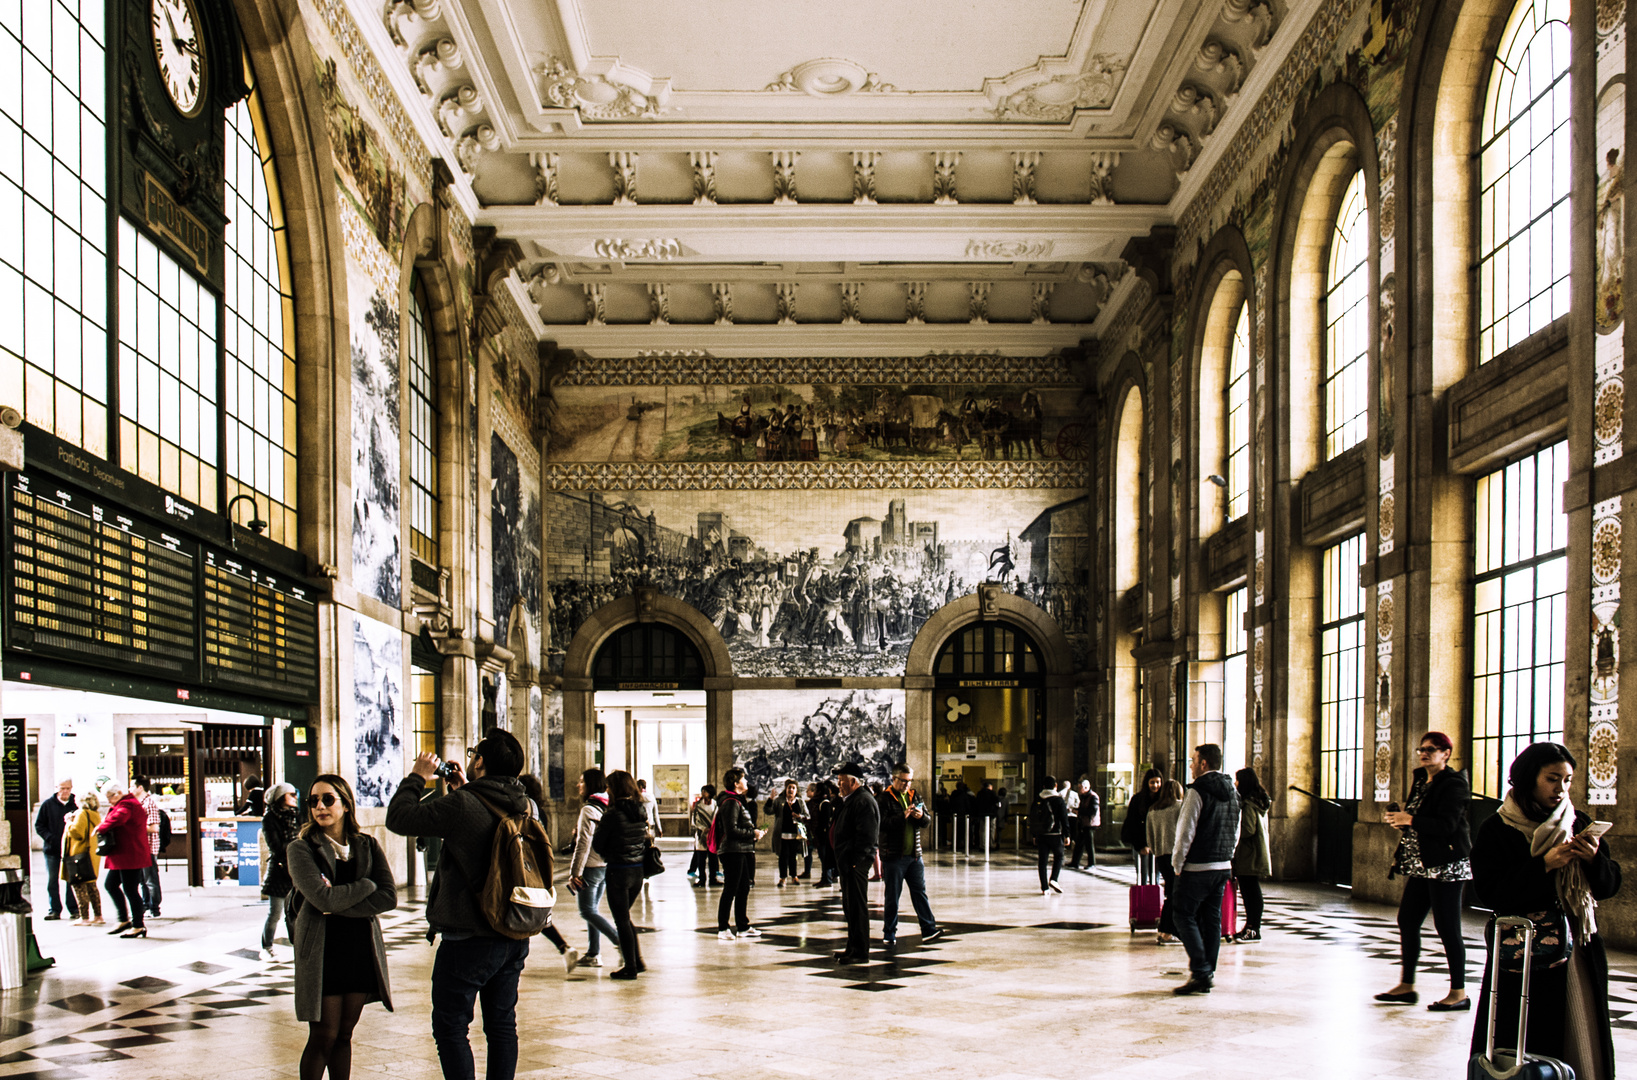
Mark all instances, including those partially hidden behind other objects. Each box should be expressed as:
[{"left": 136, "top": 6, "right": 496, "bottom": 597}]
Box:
[
  {"left": 141, "top": 862, "right": 161, "bottom": 913},
  {"left": 42, "top": 849, "right": 76, "bottom": 916},
  {"left": 1171, "top": 868, "right": 1230, "bottom": 977},
  {"left": 576, "top": 866, "right": 619, "bottom": 957},
  {"left": 880, "top": 854, "right": 936, "bottom": 942},
  {"left": 430, "top": 935, "right": 530, "bottom": 1080}
]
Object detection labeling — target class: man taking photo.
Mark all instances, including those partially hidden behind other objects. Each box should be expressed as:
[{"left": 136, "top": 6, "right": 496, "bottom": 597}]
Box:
[
  {"left": 387, "top": 728, "right": 532, "bottom": 1080},
  {"left": 876, "top": 762, "right": 944, "bottom": 949}
]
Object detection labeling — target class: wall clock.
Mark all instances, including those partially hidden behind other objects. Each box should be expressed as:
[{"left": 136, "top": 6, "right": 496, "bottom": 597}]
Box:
[{"left": 150, "top": 0, "right": 206, "bottom": 118}]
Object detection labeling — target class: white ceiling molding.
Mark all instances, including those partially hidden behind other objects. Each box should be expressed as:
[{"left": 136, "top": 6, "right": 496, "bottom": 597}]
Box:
[{"left": 479, "top": 204, "right": 1167, "bottom": 265}]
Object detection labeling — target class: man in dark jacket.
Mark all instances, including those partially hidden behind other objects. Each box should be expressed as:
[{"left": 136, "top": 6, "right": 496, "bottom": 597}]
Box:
[
  {"left": 1170, "top": 743, "right": 1241, "bottom": 996},
  {"left": 876, "top": 763, "right": 943, "bottom": 948},
  {"left": 34, "top": 780, "right": 77, "bottom": 920},
  {"left": 830, "top": 762, "right": 879, "bottom": 964},
  {"left": 387, "top": 728, "right": 531, "bottom": 1080},
  {"left": 973, "top": 780, "right": 1000, "bottom": 847}
]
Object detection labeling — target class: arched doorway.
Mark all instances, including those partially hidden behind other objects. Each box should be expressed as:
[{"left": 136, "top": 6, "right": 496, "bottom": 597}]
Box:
[
  {"left": 559, "top": 589, "right": 732, "bottom": 827},
  {"left": 906, "top": 588, "right": 1075, "bottom": 843}
]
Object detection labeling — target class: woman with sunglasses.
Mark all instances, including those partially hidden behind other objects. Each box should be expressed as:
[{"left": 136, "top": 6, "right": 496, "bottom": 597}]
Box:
[
  {"left": 1375, "top": 731, "right": 1472, "bottom": 1011},
  {"left": 288, "top": 775, "right": 398, "bottom": 1080}
]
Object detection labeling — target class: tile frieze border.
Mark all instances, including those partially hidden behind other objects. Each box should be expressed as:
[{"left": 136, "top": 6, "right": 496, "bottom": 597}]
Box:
[
  {"left": 557, "top": 353, "right": 1083, "bottom": 387},
  {"left": 543, "top": 460, "right": 1091, "bottom": 491}
]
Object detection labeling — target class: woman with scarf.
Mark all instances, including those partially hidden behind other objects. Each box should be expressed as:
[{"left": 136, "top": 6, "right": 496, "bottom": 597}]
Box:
[
  {"left": 1377, "top": 731, "right": 1472, "bottom": 1009},
  {"left": 260, "top": 782, "right": 301, "bottom": 960},
  {"left": 1121, "top": 768, "right": 1165, "bottom": 859},
  {"left": 1469, "top": 742, "right": 1622, "bottom": 1079}
]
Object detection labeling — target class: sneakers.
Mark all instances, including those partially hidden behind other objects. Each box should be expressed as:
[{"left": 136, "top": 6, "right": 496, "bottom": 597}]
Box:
[
  {"left": 563, "top": 948, "right": 580, "bottom": 974},
  {"left": 1047, "top": 880, "right": 1062, "bottom": 894},
  {"left": 258, "top": 948, "right": 276, "bottom": 962},
  {"left": 737, "top": 926, "right": 763, "bottom": 938},
  {"left": 1235, "top": 929, "right": 1261, "bottom": 942},
  {"left": 922, "top": 927, "right": 946, "bottom": 944},
  {"left": 582, "top": 954, "right": 605, "bottom": 967},
  {"left": 717, "top": 929, "right": 738, "bottom": 941}
]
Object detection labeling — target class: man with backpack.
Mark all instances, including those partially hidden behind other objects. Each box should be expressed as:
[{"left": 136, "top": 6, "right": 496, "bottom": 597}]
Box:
[
  {"left": 387, "top": 728, "right": 538, "bottom": 1080},
  {"left": 1029, "top": 776, "right": 1069, "bottom": 894}
]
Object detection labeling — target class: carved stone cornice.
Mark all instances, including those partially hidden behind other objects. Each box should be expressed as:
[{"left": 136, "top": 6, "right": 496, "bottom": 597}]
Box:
[
  {"left": 555, "top": 352, "right": 1081, "bottom": 386},
  {"left": 543, "top": 459, "right": 1090, "bottom": 492}
]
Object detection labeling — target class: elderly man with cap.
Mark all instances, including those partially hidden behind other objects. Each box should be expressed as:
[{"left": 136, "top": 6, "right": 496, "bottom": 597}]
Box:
[{"left": 829, "top": 762, "right": 880, "bottom": 964}]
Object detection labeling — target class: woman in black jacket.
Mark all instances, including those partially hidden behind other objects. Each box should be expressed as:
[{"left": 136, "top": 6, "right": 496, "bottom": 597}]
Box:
[
  {"left": 594, "top": 770, "right": 652, "bottom": 980},
  {"left": 714, "top": 767, "right": 764, "bottom": 938},
  {"left": 1376, "top": 731, "right": 1472, "bottom": 1010},
  {"left": 1120, "top": 769, "right": 1165, "bottom": 856},
  {"left": 1469, "top": 742, "right": 1621, "bottom": 1079},
  {"left": 260, "top": 783, "right": 301, "bottom": 960},
  {"left": 809, "top": 781, "right": 839, "bottom": 887},
  {"left": 770, "top": 779, "right": 809, "bottom": 887}
]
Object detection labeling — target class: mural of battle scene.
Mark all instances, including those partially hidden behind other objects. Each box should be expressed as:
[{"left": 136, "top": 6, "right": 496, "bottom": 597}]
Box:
[
  {"left": 734, "top": 689, "right": 906, "bottom": 792},
  {"left": 491, "top": 433, "right": 543, "bottom": 664},
  {"left": 546, "top": 488, "right": 1089, "bottom": 677},
  {"left": 549, "top": 383, "right": 1086, "bottom": 464}
]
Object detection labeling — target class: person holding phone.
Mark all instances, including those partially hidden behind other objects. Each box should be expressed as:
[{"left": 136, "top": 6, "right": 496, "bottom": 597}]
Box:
[
  {"left": 1375, "top": 731, "right": 1472, "bottom": 1010},
  {"left": 1469, "top": 742, "right": 1622, "bottom": 1080}
]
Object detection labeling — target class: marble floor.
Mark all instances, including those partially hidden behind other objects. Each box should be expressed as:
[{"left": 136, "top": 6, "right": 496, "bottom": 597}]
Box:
[{"left": 5, "top": 851, "right": 1637, "bottom": 1080}]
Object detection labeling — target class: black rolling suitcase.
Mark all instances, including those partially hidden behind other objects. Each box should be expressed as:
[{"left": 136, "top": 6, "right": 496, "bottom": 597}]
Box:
[{"left": 1468, "top": 915, "right": 1576, "bottom": 1080}]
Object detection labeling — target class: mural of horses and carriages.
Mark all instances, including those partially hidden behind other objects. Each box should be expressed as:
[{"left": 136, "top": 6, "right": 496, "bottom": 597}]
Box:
[{"left": 549, "top": 382, "right": 1086, "bottom": 464}]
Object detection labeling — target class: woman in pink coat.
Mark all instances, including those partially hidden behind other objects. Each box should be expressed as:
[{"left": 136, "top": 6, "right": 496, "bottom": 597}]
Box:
[{"left": 95, "top": 789, "right": 151, "bottom": 938}]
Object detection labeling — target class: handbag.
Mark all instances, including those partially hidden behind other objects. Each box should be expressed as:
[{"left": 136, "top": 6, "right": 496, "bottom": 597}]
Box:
[
  {"left": 1493, "top": 910, "right": 1573, "bottom": 972},
  {"left": 95, "top": 830, "right": 115, "bottom": 858},
  {"left": 63, "top": 852, "right": 94, "bottom": 886},
  {"left": 641, "top": 843, "right": 665, "bottom": 879}
]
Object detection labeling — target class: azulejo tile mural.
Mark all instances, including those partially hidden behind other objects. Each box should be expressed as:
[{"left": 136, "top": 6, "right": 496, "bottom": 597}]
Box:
[
  {"left": 546, "top": 487, "right": 1088, "bottom": 677},
  {"left": 734, "top": 689, "right": 906, "bottom": 791}
]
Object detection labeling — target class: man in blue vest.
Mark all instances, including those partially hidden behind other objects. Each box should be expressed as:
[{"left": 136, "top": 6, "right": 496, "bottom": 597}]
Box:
[{"left": 1169, "top": 743, "right": 1240, "bottom": 995}]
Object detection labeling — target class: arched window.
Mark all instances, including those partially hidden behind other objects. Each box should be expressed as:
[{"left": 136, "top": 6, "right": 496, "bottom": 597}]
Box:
[
  {"left": 406, "top": 274, "right": 440, "bottom": 565},
  {"left": 222, "top": 59, "right": 298, "bottom": 546},
  {"left": 592, "top": 623, "right": 705, "bottom": 687},
  {"left": 1324, "top": 172, "right": 1369, "bottom": 459},
  {"left": 1478, "top": 0, "right": 1571, "bottom": 364},
  {"left": 1319, "top": 532, "right": 1366, "bottom": 800},
  {"left": 934, "top": 622, "right": 1041, "bottom": 681},
  {"left": 1225, "top": 303, "right": 1251, "bottom": 519}
]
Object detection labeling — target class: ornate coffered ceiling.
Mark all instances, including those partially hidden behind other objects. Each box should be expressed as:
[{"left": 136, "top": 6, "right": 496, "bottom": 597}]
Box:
[{"left": 356, "top": 0, "right": 1316, "bottom": 357}]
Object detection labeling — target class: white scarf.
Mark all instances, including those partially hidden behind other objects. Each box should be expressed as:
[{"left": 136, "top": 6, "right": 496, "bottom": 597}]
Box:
[{"left": 1498, "top": 793, "right": 1598, "bottom": 945}]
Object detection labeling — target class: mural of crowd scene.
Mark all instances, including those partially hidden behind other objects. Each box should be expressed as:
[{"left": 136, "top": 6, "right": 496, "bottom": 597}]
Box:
[
  {"left": 548, "top": 382, "right": 1086, "bottom": 464},
  {"left": 491, "top": 433, "right": 543, "bottom": 662},
  {"left": 352, "top": 613, "right": 404, "bottom": 808},
  {"left": 545, "top": 488, "right": 1089, "bottom": 677},
  {"left": 734, "top": 689, "right": 906, "bottom": 792}
]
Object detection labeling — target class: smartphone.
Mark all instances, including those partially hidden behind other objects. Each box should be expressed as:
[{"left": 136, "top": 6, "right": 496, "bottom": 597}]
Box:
[{"left": 1580, "top": 820, "right": 1614, "bottom": 842}]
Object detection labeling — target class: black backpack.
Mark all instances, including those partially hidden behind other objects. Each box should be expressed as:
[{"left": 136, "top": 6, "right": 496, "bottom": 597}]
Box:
[
  {"left": 157, "top": 809, "right": 172, "bottom": 851},
  {"left": 1028, "top": 797, "right": 1059, "bottom": 838}
]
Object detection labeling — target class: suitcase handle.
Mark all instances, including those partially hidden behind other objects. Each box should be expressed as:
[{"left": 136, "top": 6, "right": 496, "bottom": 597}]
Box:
[
  {"left": 1137, "top": 852, "right": 1157, "bottom": 885},
  {"left": 1484, "top": 915, "right": 1536, "bottom": 1076}
]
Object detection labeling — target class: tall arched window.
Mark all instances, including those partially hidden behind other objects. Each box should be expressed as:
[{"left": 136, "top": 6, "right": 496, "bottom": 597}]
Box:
[
  {"left": 406, "top": 274, "right": 440, "bottom": 565},
  {"left": 1478, "top": 0, "right": 1571, "bottom": 364},
  {"left": 1225, "top": 303, "right": 1251, "bottom": 520},
  {"left": 222, "top": 59, "right": 298, "bottom": 546},
  {"left": 1324, "top": 172, "right": 1369, "bottom": 459}
]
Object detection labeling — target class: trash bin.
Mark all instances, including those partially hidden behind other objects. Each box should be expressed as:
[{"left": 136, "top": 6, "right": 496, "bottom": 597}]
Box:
[{"left": 0, "top": 869, "right": 27, "bottom": 989}]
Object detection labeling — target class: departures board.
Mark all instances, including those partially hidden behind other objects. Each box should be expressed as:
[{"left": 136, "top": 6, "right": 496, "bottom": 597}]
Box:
[{"left": 4, "top": 471, "right": 319, "bottom": 704}]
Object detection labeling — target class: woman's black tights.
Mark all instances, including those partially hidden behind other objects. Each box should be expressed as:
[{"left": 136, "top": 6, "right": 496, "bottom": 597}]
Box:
[
  {"left": 1397, "top": 877, "right": 1466, "bottom": 989},
  {"left": 1239, "top": 875, "right": 1264, "bottom": 932},
  {"left": 301, "top": 992, "right": 369, "bottom": 1080}
]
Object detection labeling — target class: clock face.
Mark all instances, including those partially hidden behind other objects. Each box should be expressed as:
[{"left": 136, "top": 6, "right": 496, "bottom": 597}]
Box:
[{"left": 150, "top": 0, "right": 205, "bottom": 118}]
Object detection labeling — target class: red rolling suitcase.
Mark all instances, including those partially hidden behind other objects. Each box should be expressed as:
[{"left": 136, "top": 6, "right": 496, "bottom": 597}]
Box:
[
  {"left": 1129, "top": 853, "right": 1162, "bottom": 932},
  {"left": 1468, "top": 916, "right": 1576, "bottom": 1079},
  {"left": 1220, "top": 877, "right": 1238, "bottom": 941}
]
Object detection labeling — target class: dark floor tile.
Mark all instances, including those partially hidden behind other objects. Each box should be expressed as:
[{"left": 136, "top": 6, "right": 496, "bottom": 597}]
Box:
[
  {"left": 243, "top": 988, "right": 291, "bottom": 998},
  {"left": 189, "top": 998, "right": 268, "bottom": 1010},
  {"left": 119, "top": 976, "right": 178, "bottom": 992},
  {"left": 35, "top": 1037, "right": 86, "bottom": 1048},
  {"left": 79, "top": 1034, "right": 171, "bottom": 1049},
  {"left": 39, "top": 1049, "right": 133, "bottom": 1065},
  {"left": 1, "top": 1069, "right": 87, "bottom": 1080},
  {"left": 182, "top": 961, "right": 228, "bottom": 975},
  {"left": 115, "top": 1009, "right": 162, "bottom": 1018},
  {"left": 845, "top": 982, "right": 904, "bottom": 991},
  {"left": 130, "top": 1021, "right": 209, "bottom": 1034},
  {"left": 228, "top": 949, "right": 261, "bottom": 960},
  {"left": 44, "top": 995, "right": 108, "bottom": 1015},
  {"left": 0, "top": 1050, "right": 36, "bottom": 1063}
]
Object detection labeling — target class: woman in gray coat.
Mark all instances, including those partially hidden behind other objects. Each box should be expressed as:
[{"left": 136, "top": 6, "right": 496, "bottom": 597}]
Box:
[{"left": 288, "top": 774, "right": 397, "bottom": 1080}]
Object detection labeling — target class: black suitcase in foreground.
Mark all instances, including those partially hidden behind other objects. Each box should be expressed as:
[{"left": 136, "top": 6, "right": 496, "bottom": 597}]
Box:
[{"left": 1468, "top": 915, "right": 1576, "bottom": 1080}]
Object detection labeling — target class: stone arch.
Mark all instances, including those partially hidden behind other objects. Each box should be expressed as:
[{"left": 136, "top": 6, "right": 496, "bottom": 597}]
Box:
[
  {"left": 902, "top": 591, "right": 1077, "bottom": 793},
  {"left": 559, "top": 592, "right": 734, "bottom": 812},
  {"left": 1187, "top": 226, "right": 1257, "bottom": 545}
]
